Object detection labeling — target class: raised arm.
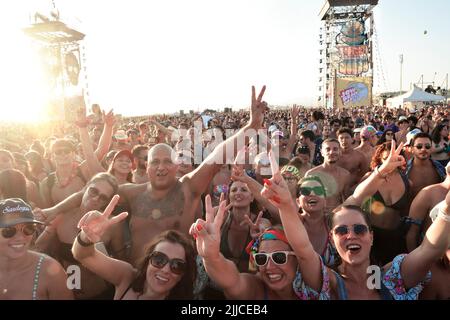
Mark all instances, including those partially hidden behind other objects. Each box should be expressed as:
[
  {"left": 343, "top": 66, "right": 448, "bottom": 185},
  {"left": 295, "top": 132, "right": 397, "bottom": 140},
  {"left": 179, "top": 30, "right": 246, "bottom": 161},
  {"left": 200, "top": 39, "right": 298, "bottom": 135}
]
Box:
[
  {"left": 260, "top": 151, "right": 323, "bottom": 292},
  {"left": 190, "top": 195, "right": 262, "bottom": 299},
  {"left": 405, "top": 189, "right": 431, "bottom": 252},
  {"left": 76, "top": 107, "right": 106, "bottom": 179},
  {"left": 287, "top": 105, "right": 300, "bottom": 154},
  {"left": 72, "top": 195, "right": 134, "bottom": 288},
  {"left": 182, "top": 86, "right": 269, "bottom": 197},
  {"left": 398, "top": 192, "right": 450, "bottom": 289},
  {"left": 94, "top": 109, "right": 114, "bottom": 160},
  {"left": 348, "top": 141, "right": 405, "bottom": 205}
]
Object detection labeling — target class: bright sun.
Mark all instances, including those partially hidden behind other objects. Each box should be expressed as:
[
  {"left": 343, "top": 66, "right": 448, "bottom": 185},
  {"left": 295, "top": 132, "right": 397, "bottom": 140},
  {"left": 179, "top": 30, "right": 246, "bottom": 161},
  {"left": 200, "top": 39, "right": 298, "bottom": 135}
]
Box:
[{"left": 0, "top": 4, "right": 56, "bottom": 124}]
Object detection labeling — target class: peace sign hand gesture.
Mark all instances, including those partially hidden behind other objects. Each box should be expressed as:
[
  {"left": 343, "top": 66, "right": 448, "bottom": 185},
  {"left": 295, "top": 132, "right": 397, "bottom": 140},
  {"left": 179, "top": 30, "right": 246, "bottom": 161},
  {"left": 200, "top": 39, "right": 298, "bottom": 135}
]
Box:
[
  {"left": 378, "top": 140, "right": 406, "bottom": 176},
  {"left": 77, "top": 195, "right": 128, "bottom": 243},
  {"left": 189, "top": 195, "right": 231, "bottom": 260},
  {"left": 249, "top": 86, "right": 269, "bottom": 129},
  {"left": 103, "top": 109, "right": 115, "bottom": 127},
  {"left": 240, "top": 211, "right": 272, "bottom": 239}
]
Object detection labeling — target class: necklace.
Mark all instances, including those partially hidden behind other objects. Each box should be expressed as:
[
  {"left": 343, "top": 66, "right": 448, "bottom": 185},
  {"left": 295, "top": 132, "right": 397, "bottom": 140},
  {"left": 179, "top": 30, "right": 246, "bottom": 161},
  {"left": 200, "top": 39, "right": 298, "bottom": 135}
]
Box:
[{"left": 55, "top": 165, "right": 78, "bottom": 188}]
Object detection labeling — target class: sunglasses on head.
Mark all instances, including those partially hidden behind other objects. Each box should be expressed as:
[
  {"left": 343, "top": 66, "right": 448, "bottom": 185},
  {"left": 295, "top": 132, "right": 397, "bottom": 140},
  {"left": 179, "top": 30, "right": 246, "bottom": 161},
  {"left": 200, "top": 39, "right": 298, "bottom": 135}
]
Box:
[
  {"left": 1, "top": 224, "right": 37, "bottom": 239},
  {"left": 253, "top": 251, "right": 295, "bottom": 267},
  {"left": 333, "top": 224, "right": 369, "bottom": 237},
  {"left": 414, "top": 144, "right": 431, "bottom": 150},
  {"left": 149, "top": 251, "right": 186, "bottom": 275},
  {"left": 87, "top": 186, "right": 111, "bottom": 203},
  {"left": 54, "top": 148, "right": 72, "bottom": 156},
  {"left": 299, "top": 186, "right": 326, "bottom": 197}
]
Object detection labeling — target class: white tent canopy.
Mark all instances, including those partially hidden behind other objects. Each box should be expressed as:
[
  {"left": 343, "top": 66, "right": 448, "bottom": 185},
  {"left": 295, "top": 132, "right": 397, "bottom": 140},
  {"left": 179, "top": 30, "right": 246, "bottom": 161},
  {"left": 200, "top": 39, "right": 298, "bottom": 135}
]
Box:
[{"left": 387, "top": 85, "right": 445, "bottom": 109}]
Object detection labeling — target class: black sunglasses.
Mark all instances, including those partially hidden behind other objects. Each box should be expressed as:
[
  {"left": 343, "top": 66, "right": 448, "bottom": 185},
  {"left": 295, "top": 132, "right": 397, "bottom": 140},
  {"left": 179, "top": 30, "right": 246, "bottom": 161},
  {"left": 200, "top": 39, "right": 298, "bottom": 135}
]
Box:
[
  {"left": 414, "top": 144, "right": 431, "bottom": 150},
  {"left": 87, "top": 186, "right": 111, "bottom": 203},
  {"left": 149, "top": 251, "right": 186, "bottom": 275},
  {"left": 253, "top": 251, "right": 295, "bottom": 267},
  {"left": 139, "top": 155, "right": 148, "bottom": 161},
  {"left": 1, "top": 224, "right": 37, "bottom": 239},
  {"left": 333, "top": 224, "right": 369, "bottom": 236}
]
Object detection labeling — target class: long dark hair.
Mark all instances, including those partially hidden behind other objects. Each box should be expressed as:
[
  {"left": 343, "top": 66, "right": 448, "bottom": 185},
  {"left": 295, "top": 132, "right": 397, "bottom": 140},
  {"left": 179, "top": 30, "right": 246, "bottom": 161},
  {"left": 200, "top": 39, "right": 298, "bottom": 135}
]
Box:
[
  {"left": 431, "top": 124, "right": 449, "bottom": 144},
  {"left": 131, "top": 230, "right": 196, "bottom": 300}
]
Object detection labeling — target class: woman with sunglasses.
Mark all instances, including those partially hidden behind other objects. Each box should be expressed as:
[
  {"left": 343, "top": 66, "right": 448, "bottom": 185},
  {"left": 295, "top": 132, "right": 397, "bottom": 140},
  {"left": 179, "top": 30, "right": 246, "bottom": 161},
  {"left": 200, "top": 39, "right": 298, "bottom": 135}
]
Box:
[
  {"left": 430, "top": 124, "right": 450, "bottom": 167},
  {"left": 0, "top": 198, "right": 73, "bottom": 300},
  {"left": 261, "top": 147, "right": 450, "bottom": 300},
  {"left": 35, "top": 173, "right": 124, "bottom": 299},
  {"left": 190, "top": 195, "right": 300, "bottom": 300},
  {"left": 72, "top": 195, "right": 196, "bottom": 300},
  {"left": 296, "top": 176, "right": 339, "bottom": 268}
]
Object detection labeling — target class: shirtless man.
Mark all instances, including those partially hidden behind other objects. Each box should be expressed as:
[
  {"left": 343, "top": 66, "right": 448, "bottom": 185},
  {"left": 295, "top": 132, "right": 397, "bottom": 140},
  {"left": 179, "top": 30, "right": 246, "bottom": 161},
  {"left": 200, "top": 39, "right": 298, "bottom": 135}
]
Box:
[
  {"left": 406, "top": 161, "right": 450, "bottom": 252},
  {"left": 47, "top": 86, "right": 269, "bottom": 266},
  {"left": 40, "top": 111, "right": 114, "bottom": 207},
  {"left": 305, "top": 138, "right": 352, "bottom": 212},
  {"left": 0, "top": 198, "right": 72, "bottom": 300},
  {"left": 405, "top": 132, "right": 446, "bottom": 202},
  {"left": 354, "top": 125, "right": 378, "bottom": 167},
  {"left": 336, "top": 128, "right": 369, "bottom": 188}
]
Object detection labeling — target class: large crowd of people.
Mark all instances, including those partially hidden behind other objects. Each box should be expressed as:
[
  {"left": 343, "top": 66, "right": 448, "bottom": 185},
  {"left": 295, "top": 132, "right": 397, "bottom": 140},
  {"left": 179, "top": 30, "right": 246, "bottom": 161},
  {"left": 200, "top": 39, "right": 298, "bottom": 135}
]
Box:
[{"left": 0, "top": 87, "right": 449, "bottom": 300}]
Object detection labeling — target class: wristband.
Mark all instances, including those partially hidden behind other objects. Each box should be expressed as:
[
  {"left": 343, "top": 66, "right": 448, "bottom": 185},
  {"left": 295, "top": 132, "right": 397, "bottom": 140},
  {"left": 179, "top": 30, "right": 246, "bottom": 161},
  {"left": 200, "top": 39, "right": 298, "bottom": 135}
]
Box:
[{"left": 76, "top": 231, "right": 94, "bottom": 247}]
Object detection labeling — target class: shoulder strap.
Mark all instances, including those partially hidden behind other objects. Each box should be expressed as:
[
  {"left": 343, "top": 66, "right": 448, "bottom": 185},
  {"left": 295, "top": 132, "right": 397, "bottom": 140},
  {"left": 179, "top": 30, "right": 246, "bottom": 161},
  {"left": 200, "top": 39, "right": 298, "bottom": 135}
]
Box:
[
  {"left": 32, "top": 254, "right": 45, "bottom": 300},
  {"left": 331, "top": 270, "right": 348, "bottom": 300},
  {"left": 118, "top": 282, "right": 134, "bottom": 300}
]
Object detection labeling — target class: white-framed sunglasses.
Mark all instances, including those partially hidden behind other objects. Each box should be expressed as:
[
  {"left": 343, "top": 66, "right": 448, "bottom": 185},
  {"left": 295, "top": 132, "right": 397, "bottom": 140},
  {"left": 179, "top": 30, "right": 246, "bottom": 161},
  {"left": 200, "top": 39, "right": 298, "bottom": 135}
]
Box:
[{"left": 253, "top": 251, "right": 295, "bottom": 267}]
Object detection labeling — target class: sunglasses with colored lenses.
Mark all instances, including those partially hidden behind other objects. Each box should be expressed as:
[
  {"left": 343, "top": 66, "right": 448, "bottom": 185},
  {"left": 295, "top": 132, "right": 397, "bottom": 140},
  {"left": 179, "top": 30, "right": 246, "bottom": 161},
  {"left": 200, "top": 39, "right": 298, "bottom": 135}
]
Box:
[
  {"left": 149, "top": 251, "right": 187, "bottom": 275},
  {"left": 333, "top": 224, "right": 369, "bottom": 236},
  {"left": 414, "top": 144, "right": 431, "bottom": 150},
  {"left": 299, "top": 186, "right": 326, "bottom": 197},
  {"left": 54, "top": 148, "right": 72, "bottom": 156},
  {"left": 87, "top": 186, "right": 111, "bottom": 203},
  {"left": 253, "top": 251, "right": 295, "bottom": 267},
  {"left": 1, "top": 224, "right": 37, "bottom": 239}
]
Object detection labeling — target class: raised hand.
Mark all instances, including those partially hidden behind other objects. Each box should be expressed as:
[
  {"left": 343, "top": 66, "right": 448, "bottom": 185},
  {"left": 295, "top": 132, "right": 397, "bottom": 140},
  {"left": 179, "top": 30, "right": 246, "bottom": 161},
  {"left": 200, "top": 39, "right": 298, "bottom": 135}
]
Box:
[
  {"left": 249, "top": 86, "right": 269, "bottom": 129},
  {"left": 378, "top": 140, "right": 406, "bottom": 175},
  {"left": 239, "top": 211, "right": 271, "bottom": 239},
  {"left": 189, "top": 195, "right": 231, "bottom": 259},
  {"left": 75, "top": 105, "right": 90, "bottom": 128},
  {"left": 291, "top": 104, "right": 300, "bottom": 120},
  {"left": 103, "top": 109, "right": 115, "bottom": 127},
  {"left": 77, "top": 195, "right": 128, "bottom": 243},
  {"left": 260, "top": 150, "right": 293, "bottom": 209}
]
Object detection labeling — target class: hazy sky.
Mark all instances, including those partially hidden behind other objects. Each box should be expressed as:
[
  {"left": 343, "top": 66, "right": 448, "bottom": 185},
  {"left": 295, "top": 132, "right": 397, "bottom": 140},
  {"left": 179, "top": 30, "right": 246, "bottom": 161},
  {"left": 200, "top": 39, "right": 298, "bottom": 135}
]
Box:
[{"left": 1, "top": 0, "right": 449, "bottom": 121}]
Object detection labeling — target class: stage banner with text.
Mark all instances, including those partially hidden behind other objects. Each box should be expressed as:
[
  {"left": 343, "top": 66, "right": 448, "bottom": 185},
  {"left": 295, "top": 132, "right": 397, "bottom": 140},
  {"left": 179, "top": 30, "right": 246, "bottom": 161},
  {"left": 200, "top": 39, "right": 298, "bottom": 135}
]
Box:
[{"left": 336, "top": 77, "right": 372, "bottom": 109}]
